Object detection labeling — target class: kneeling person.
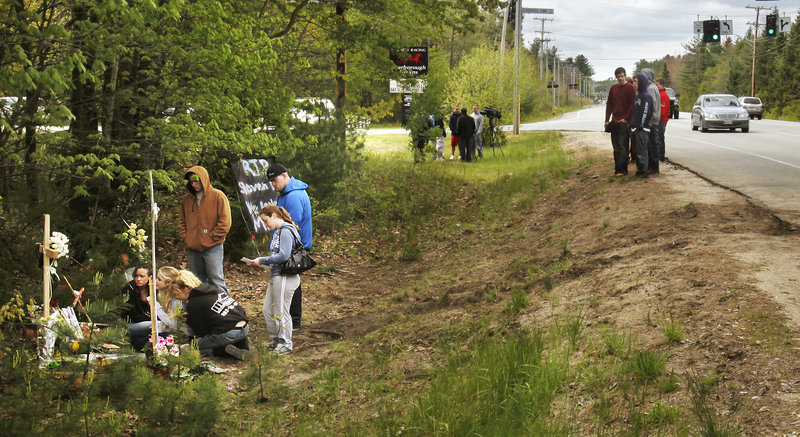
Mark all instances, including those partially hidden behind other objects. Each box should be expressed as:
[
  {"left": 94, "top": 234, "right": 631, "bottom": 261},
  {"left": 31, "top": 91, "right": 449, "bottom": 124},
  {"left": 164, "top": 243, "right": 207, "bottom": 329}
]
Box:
[{"left": 171, "top": 270, "right": 252, "bottom": 360}]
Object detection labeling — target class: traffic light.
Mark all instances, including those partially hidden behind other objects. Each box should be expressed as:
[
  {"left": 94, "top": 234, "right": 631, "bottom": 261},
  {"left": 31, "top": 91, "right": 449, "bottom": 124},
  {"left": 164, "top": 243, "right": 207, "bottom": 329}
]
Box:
[
  {"left": 703, "top": 19, "right": 721, "bottom": 43},
  {"left": 765, "top": 14, "right": 777, "bottom": 37}
]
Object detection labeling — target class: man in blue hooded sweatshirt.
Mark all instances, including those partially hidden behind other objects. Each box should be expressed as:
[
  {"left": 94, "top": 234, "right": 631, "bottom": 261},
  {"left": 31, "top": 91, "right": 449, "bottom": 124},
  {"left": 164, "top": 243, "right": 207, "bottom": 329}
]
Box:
[
  {"left": 630, "top": 73, "right": 654, "bottom": 178},
  {"left": 267, "top": 164, "right": 312, "bottom": 329}
]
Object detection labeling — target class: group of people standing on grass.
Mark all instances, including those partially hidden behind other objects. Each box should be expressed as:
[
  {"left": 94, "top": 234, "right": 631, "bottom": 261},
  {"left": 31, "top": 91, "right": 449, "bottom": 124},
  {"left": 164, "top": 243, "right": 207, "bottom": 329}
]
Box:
[
  {"left": 120, "top": 162, "right": 313, "bottom": 360},
  {"left": 436, "top": 104, "right": 484, "bottom": 162},
  {"left": 604, "top": 66, "right": 671, "bottom": 178}
]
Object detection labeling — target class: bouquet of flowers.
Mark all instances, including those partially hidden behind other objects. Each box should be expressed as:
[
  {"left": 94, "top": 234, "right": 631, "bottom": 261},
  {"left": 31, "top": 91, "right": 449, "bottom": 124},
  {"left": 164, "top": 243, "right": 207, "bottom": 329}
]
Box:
[
  {"left": 149, "top": 335, "right": 180, "bottom": 366},
  {"left": 117, "top": 222, "right": 148, "bottom": 252},
  {"left": 49, "top": 231, "right": 69, "bottom": 267}
]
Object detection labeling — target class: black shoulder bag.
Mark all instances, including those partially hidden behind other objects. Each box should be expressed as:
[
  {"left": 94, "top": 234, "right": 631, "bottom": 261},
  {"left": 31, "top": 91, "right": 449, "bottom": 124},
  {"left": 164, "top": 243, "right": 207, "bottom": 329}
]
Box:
[{"left": 280, "top": 227, "right": 317, "bottom": 275}]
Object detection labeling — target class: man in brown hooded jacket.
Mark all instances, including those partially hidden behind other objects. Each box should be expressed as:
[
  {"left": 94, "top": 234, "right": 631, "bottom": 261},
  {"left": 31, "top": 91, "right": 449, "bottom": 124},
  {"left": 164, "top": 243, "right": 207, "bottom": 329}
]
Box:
[{"left": 179, "top": 166, "right": 232, "bottom": 292}]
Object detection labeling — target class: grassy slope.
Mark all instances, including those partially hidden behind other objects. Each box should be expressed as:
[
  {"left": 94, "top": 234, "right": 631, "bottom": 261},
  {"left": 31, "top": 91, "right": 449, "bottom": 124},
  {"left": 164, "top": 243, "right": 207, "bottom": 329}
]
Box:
[{"left": 219, "top": 132, "right": 796, "bottom": 436}]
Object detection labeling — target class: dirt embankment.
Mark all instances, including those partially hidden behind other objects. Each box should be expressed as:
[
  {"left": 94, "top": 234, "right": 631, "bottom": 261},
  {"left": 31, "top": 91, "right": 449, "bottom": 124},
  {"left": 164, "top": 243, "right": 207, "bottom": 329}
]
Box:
[{"left": 220, "top": 132, "right": 800, "bottom": 434}]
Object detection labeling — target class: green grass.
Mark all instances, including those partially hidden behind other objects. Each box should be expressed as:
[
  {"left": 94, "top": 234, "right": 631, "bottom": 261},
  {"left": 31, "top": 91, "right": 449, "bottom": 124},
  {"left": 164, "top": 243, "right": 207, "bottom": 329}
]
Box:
[
  {"left": 663, "top": 317, "right": 685, "bottom": 343},
  {"left": 628, "top": 349, "right": 669, "bottom": 383},
  {"left": 402, "top": 329, "right": 571, "bottom": 436}
]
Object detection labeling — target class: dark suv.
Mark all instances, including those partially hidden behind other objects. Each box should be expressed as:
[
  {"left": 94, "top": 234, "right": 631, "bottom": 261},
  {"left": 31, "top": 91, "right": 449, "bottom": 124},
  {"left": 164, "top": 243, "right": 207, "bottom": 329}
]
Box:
[{"left": 665, "top": 88, "right": 679, "bottom": 119}]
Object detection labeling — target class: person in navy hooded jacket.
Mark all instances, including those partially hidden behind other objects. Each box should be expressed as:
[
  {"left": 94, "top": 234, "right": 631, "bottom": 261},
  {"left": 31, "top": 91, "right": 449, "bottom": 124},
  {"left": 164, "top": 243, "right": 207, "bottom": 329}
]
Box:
[
  {"left": 266, "top": 163, "right": 312, "bottom": 330},
  {"left": 630, "top": 73, "right": 654, "bottom": 178}
]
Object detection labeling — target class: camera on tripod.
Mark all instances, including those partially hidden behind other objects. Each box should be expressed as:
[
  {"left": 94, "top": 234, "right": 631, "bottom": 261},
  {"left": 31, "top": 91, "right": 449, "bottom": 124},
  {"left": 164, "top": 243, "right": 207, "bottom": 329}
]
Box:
[{"left": 480, "top": 105, "right": 501, "bottom": 119}]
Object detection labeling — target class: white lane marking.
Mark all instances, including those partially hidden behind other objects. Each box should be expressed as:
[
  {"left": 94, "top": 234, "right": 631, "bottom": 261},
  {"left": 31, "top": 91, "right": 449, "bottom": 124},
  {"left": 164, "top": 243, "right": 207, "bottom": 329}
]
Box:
[{"left": 669, "top": 133, "right": 800, "bottom": 171}]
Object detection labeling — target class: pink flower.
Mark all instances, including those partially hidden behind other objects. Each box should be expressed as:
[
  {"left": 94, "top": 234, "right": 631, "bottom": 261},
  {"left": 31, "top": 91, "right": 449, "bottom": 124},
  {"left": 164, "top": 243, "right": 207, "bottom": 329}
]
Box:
[
  {"left": 165, "top": 335, "right": 174, "bottom": 347},
  {"left": 170, "top": 345, "right": 179, "bottom": 357}
]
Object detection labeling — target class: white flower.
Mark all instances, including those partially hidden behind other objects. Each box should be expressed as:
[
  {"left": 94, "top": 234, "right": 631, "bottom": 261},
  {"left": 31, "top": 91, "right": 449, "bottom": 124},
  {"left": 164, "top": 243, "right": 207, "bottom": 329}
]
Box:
[{"left": 49, "top": 232, "right": 70, "bottom": 258}]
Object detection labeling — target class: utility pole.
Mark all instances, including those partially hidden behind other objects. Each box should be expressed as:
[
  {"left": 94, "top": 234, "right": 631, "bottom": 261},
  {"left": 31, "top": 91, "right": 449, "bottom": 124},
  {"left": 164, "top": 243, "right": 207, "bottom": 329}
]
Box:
[
  {"left": 513, "top": 0, "right": 521, "bottom": 135},
  {"left": 746, "top": 5, "right": 768, "bottom": 96},
  {"left": 533, "top": 18, "right": 552, "bottom": 80}
]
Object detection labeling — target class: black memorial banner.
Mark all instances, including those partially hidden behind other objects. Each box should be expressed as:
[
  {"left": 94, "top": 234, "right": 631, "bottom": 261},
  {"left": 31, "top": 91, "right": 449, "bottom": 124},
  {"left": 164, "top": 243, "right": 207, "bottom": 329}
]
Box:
[{"left": 231, "top": 158, "right": 277, "bottom": 235}]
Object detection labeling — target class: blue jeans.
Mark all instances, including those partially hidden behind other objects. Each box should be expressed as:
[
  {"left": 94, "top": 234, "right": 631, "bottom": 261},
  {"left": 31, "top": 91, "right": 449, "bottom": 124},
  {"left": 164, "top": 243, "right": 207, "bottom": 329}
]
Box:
[
  {"left": 197, "top": 325, "right": 248, "bottom": 356},
  {"left": 187, "top": 243, "right": 227, "bottom": 292},
  {"left": 474, "top": 133, "right": 483, "bottom": 158}
]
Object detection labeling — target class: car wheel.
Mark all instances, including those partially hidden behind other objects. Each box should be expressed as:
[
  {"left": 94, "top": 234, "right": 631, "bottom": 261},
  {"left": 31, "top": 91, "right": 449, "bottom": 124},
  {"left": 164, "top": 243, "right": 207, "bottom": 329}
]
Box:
[
  {"left": 742, "top": 127, "right": 749, "bottom": 133},
  {"left": 749, "top": 115, "right": 754, "bottom": 119},
  {"left": 691, "top": 119, "right": 698, "bottom": 130},
  {"left": 757, "top": 116, "right": 762, "bottom": 120}
]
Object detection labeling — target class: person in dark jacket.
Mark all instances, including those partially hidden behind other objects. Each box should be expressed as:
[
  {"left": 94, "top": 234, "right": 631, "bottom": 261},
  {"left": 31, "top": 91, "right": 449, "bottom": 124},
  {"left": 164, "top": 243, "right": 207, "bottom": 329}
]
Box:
[
  {"left": 456, "top": 107, "right": 477, "bottom": 162},
  {"left": 641, "top": 68, "right": 661, "bottom": 173},
  {"left": 630, "top": 73, "right": 655, "bottom": 178},
  {"left": 121, "top": 265, "right": 175, "bottom": 351},
  {"left": 170, "top": 269, "right": 251, "bottom": 360},
  {"left": 448, "top": 107, "right": 461, "bottom": 160}
]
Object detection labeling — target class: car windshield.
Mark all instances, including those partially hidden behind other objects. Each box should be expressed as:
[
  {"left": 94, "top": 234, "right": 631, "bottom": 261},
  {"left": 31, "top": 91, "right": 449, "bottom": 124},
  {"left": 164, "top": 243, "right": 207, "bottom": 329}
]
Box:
[
  {"left": 704, "top": 96, "right": 739, "bottom": 107},
  {"left": 742, "top": 98, "right": 761, "bottom": 104}
]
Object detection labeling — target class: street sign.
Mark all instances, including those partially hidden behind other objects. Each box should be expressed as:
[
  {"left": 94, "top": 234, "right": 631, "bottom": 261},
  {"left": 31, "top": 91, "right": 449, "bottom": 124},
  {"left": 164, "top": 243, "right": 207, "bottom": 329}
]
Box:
[
  {"left": 693, "top": 21, "right": 703, "bottom": 36},
  {"left": 522, "top": 8, "right": 554, "bottom": 14},
  {"left": 721, "top": 20, "right": 733, "bottom": 35},
  {"left": 389, "top": 79, "right": 426, "bottom": 94},
  {"left": 779, "top": 17, "right": 792, "bottom": 33}
]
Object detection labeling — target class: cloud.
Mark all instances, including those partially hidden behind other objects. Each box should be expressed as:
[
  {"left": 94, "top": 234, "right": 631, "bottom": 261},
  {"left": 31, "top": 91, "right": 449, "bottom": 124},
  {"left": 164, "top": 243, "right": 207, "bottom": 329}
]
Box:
[{"left": 515, "top": 0, "right": 800, "bottom": 79}]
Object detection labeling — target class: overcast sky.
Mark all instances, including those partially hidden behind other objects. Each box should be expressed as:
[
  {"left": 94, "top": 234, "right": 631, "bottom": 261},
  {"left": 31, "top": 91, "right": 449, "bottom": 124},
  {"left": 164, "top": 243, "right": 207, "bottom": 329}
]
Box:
[{"left": 518, "top": 0, "right": 800, "bottom": 81}]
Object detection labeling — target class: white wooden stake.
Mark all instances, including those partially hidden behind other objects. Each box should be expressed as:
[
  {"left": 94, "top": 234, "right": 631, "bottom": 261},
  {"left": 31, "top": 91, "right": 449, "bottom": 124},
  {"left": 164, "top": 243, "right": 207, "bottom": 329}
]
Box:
[
  {"left": 43, "top": 214, "right": 51, "bottom": 318},
  {"left": 149, "top": 171, "right": 158, "bottom": 350}
]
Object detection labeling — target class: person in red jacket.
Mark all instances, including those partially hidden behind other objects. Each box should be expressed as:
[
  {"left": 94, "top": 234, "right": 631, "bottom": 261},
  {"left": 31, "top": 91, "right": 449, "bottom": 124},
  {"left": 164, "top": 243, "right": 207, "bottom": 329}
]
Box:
[
  {"left": 655, "top": 79, "right": 670, "bottom": 162},
  {"left": 604, "top": 67, "right": 636, "bottom": 176}
]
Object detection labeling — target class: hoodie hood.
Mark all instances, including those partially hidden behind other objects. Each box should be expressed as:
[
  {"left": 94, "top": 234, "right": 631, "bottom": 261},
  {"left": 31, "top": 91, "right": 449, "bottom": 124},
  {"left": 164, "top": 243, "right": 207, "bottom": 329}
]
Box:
[
  {"left": 641, "top": 68, "right": 656, "bottom": 82},
  {"left": 636, "top": 73, "right": 650, "bottom": 95},
  {"left": 190, "top": 283, "right": 223, "bottom": 297},
  {"left": 281, "top": 177, "right": 309, "bottom": 195},
  {"left": 184, "top": 165, "right": 212, "bottom": 196}
]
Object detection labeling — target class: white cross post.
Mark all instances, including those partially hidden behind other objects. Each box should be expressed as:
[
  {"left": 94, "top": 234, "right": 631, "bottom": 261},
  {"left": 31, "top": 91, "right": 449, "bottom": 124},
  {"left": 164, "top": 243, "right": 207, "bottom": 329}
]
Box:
[
  {"left": 41, "top": 214, "right": 59, "bottom": 318},
  {"left": 148, "top": 171, "right": 158, "bottom": 352}
]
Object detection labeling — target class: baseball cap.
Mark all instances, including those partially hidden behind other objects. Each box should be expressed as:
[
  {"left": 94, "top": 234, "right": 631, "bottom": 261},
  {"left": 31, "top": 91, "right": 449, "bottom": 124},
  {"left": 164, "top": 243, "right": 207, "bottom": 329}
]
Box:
[{"left": 266, "top": 164, "right": 287, "bottom": 181}]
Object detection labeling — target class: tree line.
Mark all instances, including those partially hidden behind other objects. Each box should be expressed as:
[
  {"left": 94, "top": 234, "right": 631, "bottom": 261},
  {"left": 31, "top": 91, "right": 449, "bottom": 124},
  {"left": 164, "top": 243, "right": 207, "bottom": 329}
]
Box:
[{"left": 0, "top": 0, "right": 592, "bottom": 293}]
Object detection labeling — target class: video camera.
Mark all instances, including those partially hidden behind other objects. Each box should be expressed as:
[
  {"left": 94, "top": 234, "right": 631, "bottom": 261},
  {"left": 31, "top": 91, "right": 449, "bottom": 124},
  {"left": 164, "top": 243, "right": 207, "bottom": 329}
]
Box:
[{"left": 480, "top": 105, "right": 501, "bottom": 119}]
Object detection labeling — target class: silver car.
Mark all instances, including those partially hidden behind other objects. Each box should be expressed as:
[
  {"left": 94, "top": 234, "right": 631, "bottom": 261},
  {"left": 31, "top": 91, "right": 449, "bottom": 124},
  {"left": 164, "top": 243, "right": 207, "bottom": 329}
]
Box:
[
  {"left": 737, "top": 96, "right": 763, "bottom": 120},
  {"left": 691, "top": 94, "right": 750, "bottom": 133}
]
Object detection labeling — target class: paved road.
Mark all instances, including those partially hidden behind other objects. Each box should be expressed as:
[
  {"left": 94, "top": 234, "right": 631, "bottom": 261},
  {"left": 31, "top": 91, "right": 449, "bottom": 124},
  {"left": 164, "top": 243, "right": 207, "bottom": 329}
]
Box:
[{"left": 518, "top": 105, "right": 800, "bottom": 224}]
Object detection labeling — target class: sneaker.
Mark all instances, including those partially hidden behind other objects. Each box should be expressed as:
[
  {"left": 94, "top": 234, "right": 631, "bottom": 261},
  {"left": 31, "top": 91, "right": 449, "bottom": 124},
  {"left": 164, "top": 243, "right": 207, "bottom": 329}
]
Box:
[
  {"left": 267, "top": 339, "right": 278, "bottom": 350},
  {"left": 272, "top": 344, "right": 292, "bottom": 355},
  {"left": 614, "top": 173, "right": 624, "bottom": 177},
  {"left": 449, "top": 154, "right": 455, "bottom": 160},
  {"left": 224, "top": 344, "right": 253, "bottom": 361}
]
